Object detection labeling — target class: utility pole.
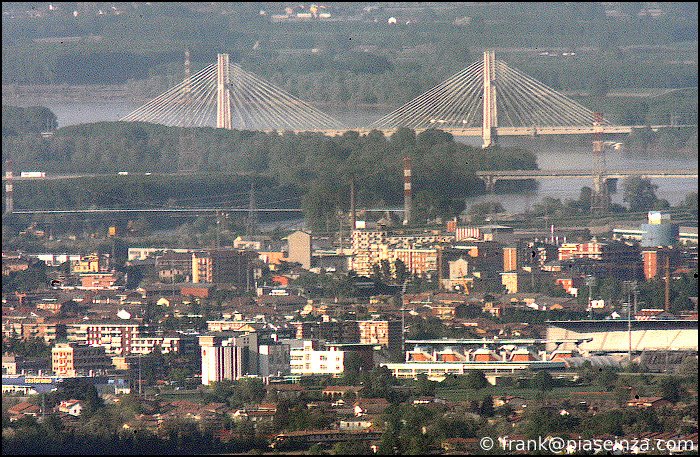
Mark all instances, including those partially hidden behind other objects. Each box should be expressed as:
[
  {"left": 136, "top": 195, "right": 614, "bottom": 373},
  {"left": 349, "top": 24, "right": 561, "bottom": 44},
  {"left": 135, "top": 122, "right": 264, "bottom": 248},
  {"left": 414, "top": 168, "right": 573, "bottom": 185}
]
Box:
[
  {"left": 586, "top": 276, "right": 595, "bottom": 319},
  {"left": 111, "top": 235, "right": 116, "bottom": 272},
  {"left": 215, "top": 210, "right": 221, "bottom": 249},
  {"left": 401, "top": 279, "right": 409, "bottom": 360},
  {"left": 403, "top": 156, "right": 412, "bottom": 226},
  {"left": 4, "top": 159, "right": 13, "bottom": 215},
  {"left": 350, "top": 178, "right": 356, "bottom": 231},
  {"left": 138, "top": 352, "right": 142, "bottom": 398},
  {"left": 178, "top": 49, "right": 197, "bottom": 171},
  {"left": 626, "top": 282, "right": 633, "bottom": 363},
  {"left": 664, "top": 255, "right": 671, "bottom": 311}
]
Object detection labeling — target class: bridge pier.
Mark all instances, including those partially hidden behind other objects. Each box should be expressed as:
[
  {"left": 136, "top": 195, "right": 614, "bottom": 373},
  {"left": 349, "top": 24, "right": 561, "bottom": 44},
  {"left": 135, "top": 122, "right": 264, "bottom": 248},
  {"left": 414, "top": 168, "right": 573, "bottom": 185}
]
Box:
[{"left": 479, "top": 175, "right": 497, "bottom": 193}]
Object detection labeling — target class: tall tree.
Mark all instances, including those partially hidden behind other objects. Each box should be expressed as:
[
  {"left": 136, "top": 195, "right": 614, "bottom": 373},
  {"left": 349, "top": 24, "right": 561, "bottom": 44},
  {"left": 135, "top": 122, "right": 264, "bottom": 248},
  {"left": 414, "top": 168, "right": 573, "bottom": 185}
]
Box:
[{"left": 623, "top": 177, "right": 660, "bottom": 212}]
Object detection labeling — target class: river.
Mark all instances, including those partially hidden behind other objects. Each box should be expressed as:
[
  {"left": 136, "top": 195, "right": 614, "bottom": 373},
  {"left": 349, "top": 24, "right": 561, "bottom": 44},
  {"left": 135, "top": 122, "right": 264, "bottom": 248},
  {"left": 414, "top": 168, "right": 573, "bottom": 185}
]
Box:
[{"left": 11, "top": 100, "right": 699, "bottom": 213}]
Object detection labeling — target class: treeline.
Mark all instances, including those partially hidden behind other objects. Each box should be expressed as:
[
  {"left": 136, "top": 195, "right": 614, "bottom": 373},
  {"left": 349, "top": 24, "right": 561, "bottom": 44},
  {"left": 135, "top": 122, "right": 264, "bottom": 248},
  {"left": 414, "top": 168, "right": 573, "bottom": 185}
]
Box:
[
  {"left": 2, "top": 120, "right": 537, "bottom": 229},
  {"left": 2, "top": 105, "right": 58, "bottom": 136},
  {"left": 4, "top": 174, "right": 296, "bottom": 212},
  {"left": 2, "top": 416, "right": 265, "bottom": 455}
]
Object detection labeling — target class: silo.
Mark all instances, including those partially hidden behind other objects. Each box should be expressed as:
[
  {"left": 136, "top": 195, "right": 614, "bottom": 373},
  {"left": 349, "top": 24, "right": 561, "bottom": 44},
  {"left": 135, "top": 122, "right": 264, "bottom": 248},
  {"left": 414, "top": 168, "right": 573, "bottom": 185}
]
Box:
[{"left": 641, "top": 223, "right": 679, "bottom": 247}]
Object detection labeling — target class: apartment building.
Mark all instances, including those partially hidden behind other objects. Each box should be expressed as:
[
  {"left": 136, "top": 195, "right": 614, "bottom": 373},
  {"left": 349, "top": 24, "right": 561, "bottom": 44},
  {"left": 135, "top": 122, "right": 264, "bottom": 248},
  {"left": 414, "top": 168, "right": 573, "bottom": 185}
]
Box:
[
  {"left": 155, "top": 251, "right": 194, "bottom": 282},
  {"left": 51, "top": 342, "right": 111, "bottom": 377},
  {"left": 199, "top": 333, "right": 259, "bottom": 385},
  {"left": 129, "top": 336, "right": 196, "bottom": 355},
  {"left": 71, "top": 253, "right": 110, "bottom": 274},
  {"left": 290, "top": 340, "right": 345, "bottom": 376},
  {"left": 391, "top": 247, "right": 438, "bottom": 277},
  {"left": 193, "top": 250, "right": 258, "bottom": 286},
  {"left": 66, "top": 322, "right": 141, "bottom": 355},
  {"left": 357, "top": 320, "right": 402, "bottom": 352},
  {"left": 351, "top": 229, "right": 387, "bottom": 276}
]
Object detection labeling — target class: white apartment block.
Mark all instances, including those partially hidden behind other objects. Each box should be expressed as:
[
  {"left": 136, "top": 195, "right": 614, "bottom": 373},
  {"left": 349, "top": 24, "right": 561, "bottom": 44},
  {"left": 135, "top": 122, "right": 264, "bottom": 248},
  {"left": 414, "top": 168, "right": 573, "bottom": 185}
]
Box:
[
  {"left": 130, "top": 336, "right": 190, "bottom": 355},
  {"left": 351, "top": 229, "right": 448, "bottom": 277},
  {"left": 290, "top": 340, "right": 345, "bottom": 376},
  {"left": 199, "top": 333, "right": 258, "bottom": 385},
  {"left": 127, "top": 247, "right": 190, "bottom": 261},
  {"left": 66, "top": 322, "right": 140, "bottom": 355}
]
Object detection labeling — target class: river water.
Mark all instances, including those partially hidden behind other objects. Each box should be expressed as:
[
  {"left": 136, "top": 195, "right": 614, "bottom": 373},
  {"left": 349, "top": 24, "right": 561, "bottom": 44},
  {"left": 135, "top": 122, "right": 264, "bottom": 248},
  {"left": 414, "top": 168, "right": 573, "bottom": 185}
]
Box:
[{"left": 16, "top": 100, "right": 700, "bottom": 213}]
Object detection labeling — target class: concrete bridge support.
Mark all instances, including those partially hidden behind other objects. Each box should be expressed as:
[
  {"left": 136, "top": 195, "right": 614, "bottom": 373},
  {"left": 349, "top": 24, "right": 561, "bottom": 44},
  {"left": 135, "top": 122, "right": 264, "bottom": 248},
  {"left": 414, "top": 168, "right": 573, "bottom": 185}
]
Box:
[
  {"left": 482, "top": 50, "right": 498, "bottom": 148},
  {"left": 216, "top": 53, "right": 232, "bottom": 130},
  {"left": 481, "top": 175, "right": 497, "bottom": 192}
]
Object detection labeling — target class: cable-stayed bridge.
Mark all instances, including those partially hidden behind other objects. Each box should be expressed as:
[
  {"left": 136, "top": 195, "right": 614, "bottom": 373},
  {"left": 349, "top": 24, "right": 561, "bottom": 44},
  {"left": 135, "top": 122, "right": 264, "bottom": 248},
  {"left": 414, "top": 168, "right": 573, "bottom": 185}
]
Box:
[
  {"left": 121, "top": 53, "right": 344, "bottom": 131},
  {"left": 120, "top": 51, "right": 691, "bottom": 148}
]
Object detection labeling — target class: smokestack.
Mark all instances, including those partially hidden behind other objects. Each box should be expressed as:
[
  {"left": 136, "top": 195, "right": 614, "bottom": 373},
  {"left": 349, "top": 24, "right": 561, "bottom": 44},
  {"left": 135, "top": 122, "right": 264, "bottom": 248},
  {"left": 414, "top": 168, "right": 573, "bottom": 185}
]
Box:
[
  {"left": 403, "top": 156, "right": 412, "bottom": 225},
  {"left": 5, "top": 159, "right": 13, "bottom": 215}
]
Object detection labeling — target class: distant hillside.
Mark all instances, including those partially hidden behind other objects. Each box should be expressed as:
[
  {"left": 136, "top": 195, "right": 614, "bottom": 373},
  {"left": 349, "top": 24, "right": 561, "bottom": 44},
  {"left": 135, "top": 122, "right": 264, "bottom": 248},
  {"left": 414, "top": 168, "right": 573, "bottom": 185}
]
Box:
[{"left": 2, "top": 3, "right": 697, "bottom": 107}]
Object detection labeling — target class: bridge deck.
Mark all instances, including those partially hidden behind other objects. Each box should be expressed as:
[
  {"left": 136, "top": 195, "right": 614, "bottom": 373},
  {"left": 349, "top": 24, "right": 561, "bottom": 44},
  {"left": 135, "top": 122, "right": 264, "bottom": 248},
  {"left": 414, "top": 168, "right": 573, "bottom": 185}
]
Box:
[
  {"left": 476, "top": 169, "right": 699, "bottom": 179},
  {"left": 259, "top": 125, "right": 693, "bottom": 137}
]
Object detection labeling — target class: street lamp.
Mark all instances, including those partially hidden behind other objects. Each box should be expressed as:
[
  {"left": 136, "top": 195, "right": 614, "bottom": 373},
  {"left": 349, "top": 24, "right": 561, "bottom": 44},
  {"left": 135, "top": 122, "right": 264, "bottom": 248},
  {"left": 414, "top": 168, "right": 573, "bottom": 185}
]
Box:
[
  {"left": 585, "top": 276, "right": 595, "bottom": 319},
  {"left": 401, "top": 279, "right": 409, "bottom": 358}
]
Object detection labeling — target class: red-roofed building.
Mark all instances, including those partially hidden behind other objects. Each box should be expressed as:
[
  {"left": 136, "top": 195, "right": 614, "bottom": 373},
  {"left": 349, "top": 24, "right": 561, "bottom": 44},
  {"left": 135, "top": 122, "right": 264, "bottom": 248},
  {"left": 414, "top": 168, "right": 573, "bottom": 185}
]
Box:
[
  {"left": 8, "top": 402, "right": 41, "bottom": 421},
  {"left": 626, "top": 397, "right": 672, "bottom": 409}
]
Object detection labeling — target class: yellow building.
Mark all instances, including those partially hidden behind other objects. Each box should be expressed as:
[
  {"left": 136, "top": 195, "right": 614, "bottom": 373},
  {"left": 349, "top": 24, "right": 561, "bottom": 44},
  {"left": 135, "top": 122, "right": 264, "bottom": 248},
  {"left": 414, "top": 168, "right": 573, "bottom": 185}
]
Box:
[
  {"left": 52, "top": 343, "right": 111, "bottom": 377},
  {"left": 501, "top": 272, "right": 521, "bottom": 293},
  {"left": 351, "top": 230, "right": 388, "bottom": 276},
  {"left": 71, "top": 254, "right": 101, "bottom": 274}
]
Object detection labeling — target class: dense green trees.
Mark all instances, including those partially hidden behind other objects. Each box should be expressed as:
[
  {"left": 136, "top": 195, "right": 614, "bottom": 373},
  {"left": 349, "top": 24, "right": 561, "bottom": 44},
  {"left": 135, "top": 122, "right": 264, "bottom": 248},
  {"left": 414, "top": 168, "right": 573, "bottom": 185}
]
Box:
[
  {"left": 657, "top": 376, "right": 687, "bottom": 403},
  {"left": 2, "top": 121, "right": 537, "bottom": 230},
  {"left": 2, "top": 105, "right": 57, "bottom": 135},
  {"left": 1, "top": 261, "right": 49, "bottom": 293},
  {"left": 574, "top": 272, "right": 698, "bottom": 314},
  {"left": 205, "top": 378, "right": 266, "bottom": 408},
  {"left": 622, "top": 176, "right": 669, "bottom": 212},
  {"left": 463, "top": 371, "right": 490, "bottom": 390},
  {"left": 531, "top": 371, "right": 556, "bottom": 392},
  {"left": 467, "top": 201, "right": 506, "bottom": 223},
  {"left": 378, "top": 402, "right": 487, "bottom": 455},
  {"left": 2, "top": 412, "right": 260, "bottom": 455},
  {"left": 2, "top": 336, "right": 52, "bottom": 359}
]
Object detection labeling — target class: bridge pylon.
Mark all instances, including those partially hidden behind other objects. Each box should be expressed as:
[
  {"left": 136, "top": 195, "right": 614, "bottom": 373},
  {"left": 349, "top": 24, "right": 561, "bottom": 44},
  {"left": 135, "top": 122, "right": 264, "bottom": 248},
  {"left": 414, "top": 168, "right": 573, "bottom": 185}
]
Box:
[
  {"left": 216, "top": 53, "right": 232, "bottom": 130},
  {"left": 482, "top": 50, "right": 498, "bottom": 148}
]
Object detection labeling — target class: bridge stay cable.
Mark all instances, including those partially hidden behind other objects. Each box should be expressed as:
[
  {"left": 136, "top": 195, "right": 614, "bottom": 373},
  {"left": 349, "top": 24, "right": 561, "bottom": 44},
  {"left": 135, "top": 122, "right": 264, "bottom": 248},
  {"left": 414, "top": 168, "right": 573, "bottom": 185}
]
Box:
[
  {"left": 121, "top": 56, "right": 343, "bottom": 131},
  {"left": 118, "top": 51, "right": 688, "bottom": 149}
]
